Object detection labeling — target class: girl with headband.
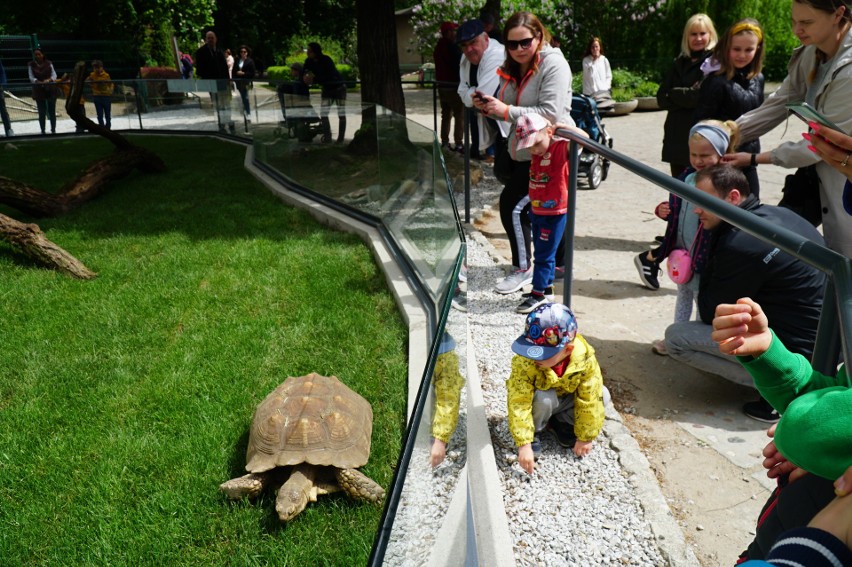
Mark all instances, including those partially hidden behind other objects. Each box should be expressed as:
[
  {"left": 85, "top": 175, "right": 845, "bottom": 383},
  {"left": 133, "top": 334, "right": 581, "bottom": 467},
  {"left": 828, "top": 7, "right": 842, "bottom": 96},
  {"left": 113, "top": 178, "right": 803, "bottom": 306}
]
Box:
[{"left": 634, "top": 120, "right": 739, "bottom": 355}]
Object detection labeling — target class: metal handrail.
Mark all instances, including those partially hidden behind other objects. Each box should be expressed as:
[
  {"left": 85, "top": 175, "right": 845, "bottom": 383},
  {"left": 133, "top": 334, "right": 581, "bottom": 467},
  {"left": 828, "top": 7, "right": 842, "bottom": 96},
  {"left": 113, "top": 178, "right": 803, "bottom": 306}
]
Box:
[{"left": 555, "top": 128, "right": 852, "bottom": 378}]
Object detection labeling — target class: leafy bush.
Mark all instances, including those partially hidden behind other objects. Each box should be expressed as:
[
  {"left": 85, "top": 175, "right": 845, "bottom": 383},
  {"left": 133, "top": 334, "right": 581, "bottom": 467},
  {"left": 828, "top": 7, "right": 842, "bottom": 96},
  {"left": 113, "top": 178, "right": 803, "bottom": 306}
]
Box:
[
  {"left": 634, "top": 81, "right": 660, "bottom": 98},
  {"left": 266, "top": 63, "right": 357, "bottom": 84}
]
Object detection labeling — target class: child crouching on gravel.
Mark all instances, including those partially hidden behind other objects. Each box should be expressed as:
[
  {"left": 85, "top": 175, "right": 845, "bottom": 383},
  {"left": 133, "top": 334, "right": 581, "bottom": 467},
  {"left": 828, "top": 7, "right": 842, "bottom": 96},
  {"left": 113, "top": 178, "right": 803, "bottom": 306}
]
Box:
[{"left": 507, "top": 303, "right": 608, "bottom": 474}]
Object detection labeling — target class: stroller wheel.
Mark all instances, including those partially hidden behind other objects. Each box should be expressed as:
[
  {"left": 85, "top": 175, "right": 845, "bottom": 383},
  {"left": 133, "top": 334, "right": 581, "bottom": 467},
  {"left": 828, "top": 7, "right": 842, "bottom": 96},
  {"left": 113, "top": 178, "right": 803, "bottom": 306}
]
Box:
[{"left": 587, "top": 157, "right": 604, "bottom": 189}]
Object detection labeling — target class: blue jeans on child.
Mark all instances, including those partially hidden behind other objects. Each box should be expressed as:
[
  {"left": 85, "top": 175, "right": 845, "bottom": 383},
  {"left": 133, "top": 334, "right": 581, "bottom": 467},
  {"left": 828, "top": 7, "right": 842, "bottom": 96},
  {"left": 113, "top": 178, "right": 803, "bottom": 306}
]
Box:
[{"left": 531, "top": 212, "right": 567, "bottom": 292}]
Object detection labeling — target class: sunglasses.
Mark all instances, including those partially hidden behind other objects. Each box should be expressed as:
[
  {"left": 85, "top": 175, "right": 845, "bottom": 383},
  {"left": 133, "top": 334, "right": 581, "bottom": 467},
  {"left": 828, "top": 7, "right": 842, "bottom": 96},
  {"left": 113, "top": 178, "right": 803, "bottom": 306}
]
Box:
[{"left": 506, "top": 37, "right": 535, "bottom": 51}]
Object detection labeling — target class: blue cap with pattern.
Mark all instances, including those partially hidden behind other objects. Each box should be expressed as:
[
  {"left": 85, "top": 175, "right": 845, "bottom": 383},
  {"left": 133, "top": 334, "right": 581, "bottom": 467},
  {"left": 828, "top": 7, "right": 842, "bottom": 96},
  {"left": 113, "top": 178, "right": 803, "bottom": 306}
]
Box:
[{"left": 511, "top": 303, "right": 578, "bottom": 360}]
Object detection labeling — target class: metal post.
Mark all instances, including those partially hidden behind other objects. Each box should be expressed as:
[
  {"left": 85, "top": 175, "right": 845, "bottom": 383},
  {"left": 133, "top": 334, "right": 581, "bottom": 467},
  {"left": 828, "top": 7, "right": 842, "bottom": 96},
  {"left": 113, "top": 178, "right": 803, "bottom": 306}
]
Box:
[
  {"left": 433, "top": 81, "right": 438, "bottom": 133},
  {"left": 463, "top": 109, "right": 470, "bottom": 224},
  {"left": 562, "top": 140, "right": 580, "bottom": 307}
]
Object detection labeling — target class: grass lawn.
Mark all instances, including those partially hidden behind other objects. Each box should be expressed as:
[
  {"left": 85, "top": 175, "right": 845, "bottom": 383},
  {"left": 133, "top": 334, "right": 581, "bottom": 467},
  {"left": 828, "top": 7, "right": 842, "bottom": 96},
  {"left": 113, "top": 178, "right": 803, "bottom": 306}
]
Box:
[{"left": 0, "top": 136, "right": 408, "bottom": 565}]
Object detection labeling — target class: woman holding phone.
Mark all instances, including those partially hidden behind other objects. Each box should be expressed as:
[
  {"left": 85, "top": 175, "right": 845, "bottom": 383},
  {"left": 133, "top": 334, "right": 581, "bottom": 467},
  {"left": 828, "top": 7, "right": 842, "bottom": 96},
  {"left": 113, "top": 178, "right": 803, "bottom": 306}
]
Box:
[
  {"left": 472, "top": 11, "right": 574, "bottom": 295},
  {"left": 725, "top": 0, "right": 852, "bottom": 258}
]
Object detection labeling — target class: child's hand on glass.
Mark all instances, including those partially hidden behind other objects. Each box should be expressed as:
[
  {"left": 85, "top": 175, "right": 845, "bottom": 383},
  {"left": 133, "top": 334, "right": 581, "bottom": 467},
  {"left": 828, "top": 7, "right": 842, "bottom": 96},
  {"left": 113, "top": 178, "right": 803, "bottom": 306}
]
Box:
[
  {"left": 573, "top": 440, "right": 593, "bottom": 457},
  {"left": 518, "top": 444, "right": 536, "bottom": 474}
]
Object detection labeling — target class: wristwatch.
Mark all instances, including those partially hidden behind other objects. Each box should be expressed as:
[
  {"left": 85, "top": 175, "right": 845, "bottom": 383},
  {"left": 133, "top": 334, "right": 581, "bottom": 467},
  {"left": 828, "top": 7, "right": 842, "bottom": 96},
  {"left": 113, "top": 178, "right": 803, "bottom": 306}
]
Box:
[{"left": 750, "top": 153, "right": 758, "bottom": 167}]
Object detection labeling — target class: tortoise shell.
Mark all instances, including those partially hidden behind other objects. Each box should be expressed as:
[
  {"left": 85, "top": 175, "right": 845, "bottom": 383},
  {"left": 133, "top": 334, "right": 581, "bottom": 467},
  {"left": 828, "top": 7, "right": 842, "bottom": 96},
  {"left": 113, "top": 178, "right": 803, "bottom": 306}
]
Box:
[{"left": 245, "top": 373, "right": 373, "bottom": 473}]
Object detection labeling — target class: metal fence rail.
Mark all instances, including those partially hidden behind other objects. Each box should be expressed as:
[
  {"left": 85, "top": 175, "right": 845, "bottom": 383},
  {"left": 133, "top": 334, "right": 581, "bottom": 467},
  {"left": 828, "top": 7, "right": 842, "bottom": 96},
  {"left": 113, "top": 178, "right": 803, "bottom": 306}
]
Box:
[{"left": 555, "top": 127, "right": 852, "bottom": 378}]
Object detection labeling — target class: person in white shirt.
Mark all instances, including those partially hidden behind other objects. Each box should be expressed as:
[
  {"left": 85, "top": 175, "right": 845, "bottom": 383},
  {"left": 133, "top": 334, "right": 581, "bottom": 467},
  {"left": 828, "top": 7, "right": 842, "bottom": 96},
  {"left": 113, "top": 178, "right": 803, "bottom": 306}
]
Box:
[{"left": 581, "top": 36, "right": 612, "bottom": 97}]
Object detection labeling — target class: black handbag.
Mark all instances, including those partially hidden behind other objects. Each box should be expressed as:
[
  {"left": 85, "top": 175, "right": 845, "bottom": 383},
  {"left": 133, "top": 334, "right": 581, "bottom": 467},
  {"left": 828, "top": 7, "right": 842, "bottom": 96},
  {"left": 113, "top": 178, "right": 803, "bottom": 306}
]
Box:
[
  {"left": 778, "top": 165, "right": 822, "bottom": 227},
  {"left": 493, "top": 136, "right": 514, "bottom": 185}
]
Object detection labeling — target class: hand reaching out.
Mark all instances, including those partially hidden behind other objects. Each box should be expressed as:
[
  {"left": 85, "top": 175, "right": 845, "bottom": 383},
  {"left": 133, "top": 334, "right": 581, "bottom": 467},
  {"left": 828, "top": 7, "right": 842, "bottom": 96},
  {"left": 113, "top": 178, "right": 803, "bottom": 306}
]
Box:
[
  {"left": 518, "top": 444, "right": 536, "bottom": 474},
  {"left": 430, "top": 438, "right": 447, "bottom": 468},
  {"left": 804, "top": 122, "right": 852, "bottom": 183},
  {"left": 711, "top": 297, "right": 772, "bottom": 357}
]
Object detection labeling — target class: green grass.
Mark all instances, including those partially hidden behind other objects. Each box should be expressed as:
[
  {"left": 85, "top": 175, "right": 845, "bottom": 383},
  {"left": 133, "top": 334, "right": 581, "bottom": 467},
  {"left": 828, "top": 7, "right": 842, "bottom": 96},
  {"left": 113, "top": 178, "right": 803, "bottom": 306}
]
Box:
[{"left": 0, "top": 136, "right": 408, "bottom": 565}]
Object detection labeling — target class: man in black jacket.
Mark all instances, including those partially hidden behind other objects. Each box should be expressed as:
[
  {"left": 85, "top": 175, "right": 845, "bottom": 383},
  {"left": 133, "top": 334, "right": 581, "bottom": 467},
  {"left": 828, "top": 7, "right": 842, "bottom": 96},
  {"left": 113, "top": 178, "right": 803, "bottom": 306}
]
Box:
[
  {"left": 302, "top": 42, "right": 346, "bottom": 143},
  {"left": 194, "top": 30, "right": 233, "bottom": 133},
  {"left": 663, "top": 165, "right": 826, "bottom": 421}
]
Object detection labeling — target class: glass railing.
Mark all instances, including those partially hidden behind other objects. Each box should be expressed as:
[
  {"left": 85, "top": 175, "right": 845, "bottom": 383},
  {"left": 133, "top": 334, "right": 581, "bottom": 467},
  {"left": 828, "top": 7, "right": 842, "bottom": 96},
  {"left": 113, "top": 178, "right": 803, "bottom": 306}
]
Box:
[{"left": 249, "top": 92, "right": 469, "bottom": 563}]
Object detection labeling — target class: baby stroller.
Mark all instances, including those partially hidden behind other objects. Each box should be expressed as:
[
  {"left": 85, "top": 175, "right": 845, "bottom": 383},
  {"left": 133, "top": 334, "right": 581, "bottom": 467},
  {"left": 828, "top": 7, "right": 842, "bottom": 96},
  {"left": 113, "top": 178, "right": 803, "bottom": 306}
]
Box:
[{"left": 569, "top": 94, "right": 613, "bottom": 189}]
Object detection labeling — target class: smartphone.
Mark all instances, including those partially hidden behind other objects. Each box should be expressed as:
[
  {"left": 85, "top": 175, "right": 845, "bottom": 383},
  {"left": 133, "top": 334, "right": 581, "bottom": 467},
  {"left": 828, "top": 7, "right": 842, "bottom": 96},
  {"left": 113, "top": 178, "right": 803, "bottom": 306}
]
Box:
[
  {"left": 473, "top": 90, "right": 486, "bottom": 101},
  {"left": 786, "top": 102, "right": 844, "bottom": 132}
]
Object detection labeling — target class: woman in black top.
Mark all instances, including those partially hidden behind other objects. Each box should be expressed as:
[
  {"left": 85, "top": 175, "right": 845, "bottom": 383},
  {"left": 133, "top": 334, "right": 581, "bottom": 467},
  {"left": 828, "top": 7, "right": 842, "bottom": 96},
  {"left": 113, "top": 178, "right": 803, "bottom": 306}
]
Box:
[
  {"left": 233, "top": 45, "right": 256, "bottom": 117},
  {"left": 657, "top": 13, "right": 718, "bottom": 176}
]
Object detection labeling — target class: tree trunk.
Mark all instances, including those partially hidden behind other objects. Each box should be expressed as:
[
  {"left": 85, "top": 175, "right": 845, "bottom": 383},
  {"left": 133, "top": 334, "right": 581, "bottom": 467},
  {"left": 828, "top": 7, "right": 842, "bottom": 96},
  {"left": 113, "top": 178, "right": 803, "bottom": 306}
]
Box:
[
  {"left": 356, "top": 0, "right": 405, "bottom": 115},
  {"left": 0, "top": 213, "right": 96, "bottom": 279}
]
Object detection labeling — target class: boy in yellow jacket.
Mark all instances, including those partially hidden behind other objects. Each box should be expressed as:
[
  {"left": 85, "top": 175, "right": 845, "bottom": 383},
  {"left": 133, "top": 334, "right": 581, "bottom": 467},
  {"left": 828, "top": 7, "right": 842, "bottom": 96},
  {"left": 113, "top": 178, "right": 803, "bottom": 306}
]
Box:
[
  {"left": 508, "top": 303, "right": 607, "bottom": 474},
  {"left": 87, "top": 60, "right": 113, "bottom": 129}
]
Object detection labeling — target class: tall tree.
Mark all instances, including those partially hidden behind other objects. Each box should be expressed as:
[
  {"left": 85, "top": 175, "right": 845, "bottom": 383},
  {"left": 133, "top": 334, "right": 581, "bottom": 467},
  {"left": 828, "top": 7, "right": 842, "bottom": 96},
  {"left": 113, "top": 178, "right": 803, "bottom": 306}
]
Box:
[{"left": 356, "top": 0, "right": 404, "bottom": 115}]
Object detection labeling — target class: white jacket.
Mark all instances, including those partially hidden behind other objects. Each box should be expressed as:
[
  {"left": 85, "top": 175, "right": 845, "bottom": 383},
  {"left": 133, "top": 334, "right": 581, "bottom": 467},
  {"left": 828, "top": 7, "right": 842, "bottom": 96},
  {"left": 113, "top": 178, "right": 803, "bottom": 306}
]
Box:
[
  {"left": 737, "top": 27, "right": 852, "bottom": 258},
  {"left": 458, "top": 37, "right": 509, "bottom": 147}
]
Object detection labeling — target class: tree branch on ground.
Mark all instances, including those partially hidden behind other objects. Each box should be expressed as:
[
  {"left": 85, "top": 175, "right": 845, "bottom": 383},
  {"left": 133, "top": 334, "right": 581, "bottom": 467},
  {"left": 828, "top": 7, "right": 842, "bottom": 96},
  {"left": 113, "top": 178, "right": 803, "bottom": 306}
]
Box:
[{"left": 0, "top": 61, "right": 167, "bottom": 278}]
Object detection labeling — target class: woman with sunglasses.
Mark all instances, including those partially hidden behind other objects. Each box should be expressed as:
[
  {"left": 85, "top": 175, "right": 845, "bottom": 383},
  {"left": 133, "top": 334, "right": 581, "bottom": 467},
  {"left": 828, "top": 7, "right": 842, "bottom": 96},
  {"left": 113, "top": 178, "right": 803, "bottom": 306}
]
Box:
[
  {"left": 474, "top": 11, "right": 574, "bottom": 296},
  {"left": 725, "top": 0, "right": 852, "bottom": 259}
]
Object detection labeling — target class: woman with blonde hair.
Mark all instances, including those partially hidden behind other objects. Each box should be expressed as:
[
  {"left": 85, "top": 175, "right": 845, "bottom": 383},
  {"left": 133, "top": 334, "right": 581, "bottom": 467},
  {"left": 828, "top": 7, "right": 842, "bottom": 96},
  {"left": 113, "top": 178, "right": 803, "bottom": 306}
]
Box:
[
  {"left": 657, "top": 13, "right": 719, "bottom": 177},
  {"left": 473, "top": 11, "right": 574, "bottom": 297}
]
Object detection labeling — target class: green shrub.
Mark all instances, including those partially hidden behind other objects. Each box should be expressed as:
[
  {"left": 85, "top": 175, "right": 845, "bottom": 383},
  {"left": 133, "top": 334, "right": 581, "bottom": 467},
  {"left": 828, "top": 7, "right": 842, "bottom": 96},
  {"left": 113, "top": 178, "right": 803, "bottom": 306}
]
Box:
[
  {"left": 266, "top": 63, "right": 357, "bottom": 84},
  {"left": 634, "top": 81, "right": 660, "bottom": 98}
]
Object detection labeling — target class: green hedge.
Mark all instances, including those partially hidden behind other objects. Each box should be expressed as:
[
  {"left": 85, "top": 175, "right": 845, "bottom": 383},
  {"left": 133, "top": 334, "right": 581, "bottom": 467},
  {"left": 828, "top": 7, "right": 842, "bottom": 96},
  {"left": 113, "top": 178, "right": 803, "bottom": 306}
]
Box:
[{"left": 266, "top": 63, "right": 357, "bottom": 84}]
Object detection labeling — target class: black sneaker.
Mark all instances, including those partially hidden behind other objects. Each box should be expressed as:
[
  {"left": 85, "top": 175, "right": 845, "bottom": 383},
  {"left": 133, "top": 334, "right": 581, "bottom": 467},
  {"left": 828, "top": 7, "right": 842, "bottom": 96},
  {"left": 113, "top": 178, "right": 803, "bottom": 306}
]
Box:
[
  {"left": 743, "top": 397, "right": 780, "bottom": 423},
  {"left": 634, "top": 252, "right": 661, "bottom": 290},
  {"left": 531, "top": 434, "right": 542, "bottom": 460},
  {"left": 654, "top": 235, "right": 665, "bottom": 243},
  {"left": 520, "top": 286, "right": 554, "bottom": 299},
  {"left": 516, "top": 292, "right": 550, "bottom": 314},
  {"left": 547, "top": 417, "right": 576, "bottom": 448}
]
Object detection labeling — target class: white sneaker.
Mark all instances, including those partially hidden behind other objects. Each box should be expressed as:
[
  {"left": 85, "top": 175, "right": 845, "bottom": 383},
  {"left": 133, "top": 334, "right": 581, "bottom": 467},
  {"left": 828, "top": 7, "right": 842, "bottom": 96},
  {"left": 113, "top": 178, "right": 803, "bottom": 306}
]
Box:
[{"left": 495, "top": 267, "right": 533, "bottom": 294}]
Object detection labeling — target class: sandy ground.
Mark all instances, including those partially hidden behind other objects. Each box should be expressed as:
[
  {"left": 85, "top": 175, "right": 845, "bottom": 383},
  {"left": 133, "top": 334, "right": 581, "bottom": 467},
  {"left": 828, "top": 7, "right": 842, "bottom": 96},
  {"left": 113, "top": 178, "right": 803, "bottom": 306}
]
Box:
[{"left": 461, "top": 105, "right": 807, "bottom": 566}]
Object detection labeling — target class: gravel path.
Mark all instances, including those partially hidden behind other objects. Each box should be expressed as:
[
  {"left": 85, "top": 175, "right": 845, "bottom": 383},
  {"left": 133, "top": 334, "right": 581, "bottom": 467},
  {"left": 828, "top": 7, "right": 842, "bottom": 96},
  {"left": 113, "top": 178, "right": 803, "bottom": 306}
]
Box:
[{"left": 463, "top": 172, "right": 665, "bottom": 565}]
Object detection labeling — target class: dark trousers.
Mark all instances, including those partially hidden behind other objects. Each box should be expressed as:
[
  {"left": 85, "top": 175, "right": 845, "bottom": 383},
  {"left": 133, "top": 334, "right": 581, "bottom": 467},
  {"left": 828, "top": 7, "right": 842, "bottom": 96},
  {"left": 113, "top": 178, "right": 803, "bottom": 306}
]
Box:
[
  {"left": 739, "top": 473, "right": 837, "bottom": 562},
  {"left": 320, "top": 85, "right": 347, "bottom": 143},
  {"left": 36, "top": 98, "right": 57, "bottom": 133},
  {"left": 438, "top": 88, "right": 463, "bottom": 146},
  {"left": 0, "top": 88, "right": 11, "bottom": 134},
  {"left": 93, "top": 95, "right": 111, "bottom": 128}
]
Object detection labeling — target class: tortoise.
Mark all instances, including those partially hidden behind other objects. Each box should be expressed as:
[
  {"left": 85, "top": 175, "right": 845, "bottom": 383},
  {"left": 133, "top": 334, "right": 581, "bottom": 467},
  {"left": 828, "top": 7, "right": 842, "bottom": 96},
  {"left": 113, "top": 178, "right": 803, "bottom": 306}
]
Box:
[{"left": 219, "top": 373, "right": 385, "bottom": 522}]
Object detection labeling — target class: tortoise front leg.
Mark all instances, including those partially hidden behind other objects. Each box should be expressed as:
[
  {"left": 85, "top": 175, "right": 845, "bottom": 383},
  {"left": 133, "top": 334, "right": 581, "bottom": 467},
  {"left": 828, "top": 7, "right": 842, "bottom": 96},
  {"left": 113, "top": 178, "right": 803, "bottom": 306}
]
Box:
[
  {"left": 276, "top": 463, "right": 316, "bottom": 522},
  {"left": 335, "top": 468, "right": 385, "bottom": 502},
  {"left": 219, "top": 472, "right": 272, "bottom": 500}
]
